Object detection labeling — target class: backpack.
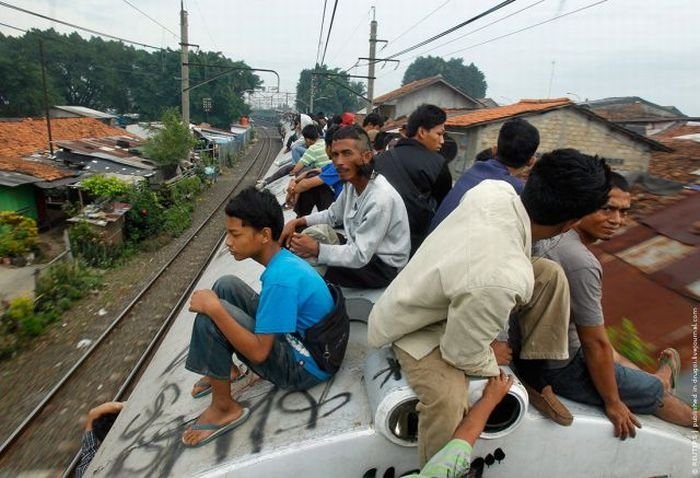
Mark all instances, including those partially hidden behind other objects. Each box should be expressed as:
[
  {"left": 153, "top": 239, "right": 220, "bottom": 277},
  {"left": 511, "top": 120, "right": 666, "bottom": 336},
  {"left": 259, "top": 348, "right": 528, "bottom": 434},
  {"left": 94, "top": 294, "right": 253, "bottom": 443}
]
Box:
[{"left": 295, "top": 283, "right": 350, "bottom": 374}]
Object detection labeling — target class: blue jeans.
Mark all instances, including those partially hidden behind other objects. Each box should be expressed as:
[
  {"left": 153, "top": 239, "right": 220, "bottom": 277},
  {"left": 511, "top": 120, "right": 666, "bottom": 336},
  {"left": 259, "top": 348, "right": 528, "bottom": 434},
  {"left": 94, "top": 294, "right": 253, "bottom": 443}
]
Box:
[
  {"left": 291, "top": 142, "right": 307, "bottom": 164},
  {"left": 542, "top": 348, "right": 664, "bottom": 414},
  {"left": 185, "top": 275, "right": 321, "bottom": 391}
]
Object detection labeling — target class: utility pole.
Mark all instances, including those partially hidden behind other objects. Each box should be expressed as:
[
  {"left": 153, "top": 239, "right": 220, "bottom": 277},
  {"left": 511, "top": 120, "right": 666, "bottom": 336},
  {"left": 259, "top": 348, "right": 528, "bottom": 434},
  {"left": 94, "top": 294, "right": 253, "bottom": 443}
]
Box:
[
  {"left": 180, "top": 1, "right": 190, "bottom": 124},
  {"left": 366, "top": 8, "right": 377, "bottom": 114},
  {"left": 309, "top": 67, "right": 316, "bottom": 114},
  {"left": 38, "top": 40, "right": 53, "bottom": 156}
]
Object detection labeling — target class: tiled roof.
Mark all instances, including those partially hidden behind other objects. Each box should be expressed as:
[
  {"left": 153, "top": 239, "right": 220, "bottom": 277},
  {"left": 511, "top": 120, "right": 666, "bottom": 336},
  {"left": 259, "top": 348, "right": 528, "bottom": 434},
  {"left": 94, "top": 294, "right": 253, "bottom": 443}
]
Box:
[
  {"left": 583, "top": 96, "right": 685, "bottom": 120},
  {"left": 0, "top": 156, "right": 74, "bottom": 181},
  {"left": 0, "top": 117, "right": 134, "bottom": 163},
  {"left": 373, "top": 75, "right": 443, "bottom": 105},
  {"left": 445, "top": 98, "right": 572, "bottom": 127}
]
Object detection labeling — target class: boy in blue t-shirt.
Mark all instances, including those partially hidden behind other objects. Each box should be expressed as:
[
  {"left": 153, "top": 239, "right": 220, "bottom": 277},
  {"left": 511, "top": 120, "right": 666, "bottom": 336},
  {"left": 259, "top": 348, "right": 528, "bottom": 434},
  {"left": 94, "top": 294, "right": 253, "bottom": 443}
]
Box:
[{"left": 182, "top": 187, "right": 334, "bottom": 447}]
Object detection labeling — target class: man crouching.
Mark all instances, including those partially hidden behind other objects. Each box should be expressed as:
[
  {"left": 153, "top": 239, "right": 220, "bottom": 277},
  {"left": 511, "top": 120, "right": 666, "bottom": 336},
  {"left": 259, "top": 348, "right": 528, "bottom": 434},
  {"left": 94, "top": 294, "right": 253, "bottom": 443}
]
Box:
[{"left": 182, "top": 187, "right": 334, "bottom": 447}]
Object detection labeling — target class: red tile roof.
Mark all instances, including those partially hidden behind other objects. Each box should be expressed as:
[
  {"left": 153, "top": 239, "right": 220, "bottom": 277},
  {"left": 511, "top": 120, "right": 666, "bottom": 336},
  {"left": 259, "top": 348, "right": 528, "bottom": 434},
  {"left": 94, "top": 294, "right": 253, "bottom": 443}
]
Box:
[
  {"left": 0, "top": 117, "right": 136, "bottom": 182},
  {"left": 445, "top": 98, "right": 572, "bottom": 127},
  {"left": 0, "top": 117, "right": 134, "bottom": 162}
]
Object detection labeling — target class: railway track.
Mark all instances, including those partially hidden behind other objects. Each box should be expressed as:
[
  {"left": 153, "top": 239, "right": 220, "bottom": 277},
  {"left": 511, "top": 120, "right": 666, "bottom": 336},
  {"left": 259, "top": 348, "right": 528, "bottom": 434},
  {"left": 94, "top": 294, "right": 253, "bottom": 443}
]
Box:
[{"left": 0, "top": 127, "right": 280, "bottom": 475}]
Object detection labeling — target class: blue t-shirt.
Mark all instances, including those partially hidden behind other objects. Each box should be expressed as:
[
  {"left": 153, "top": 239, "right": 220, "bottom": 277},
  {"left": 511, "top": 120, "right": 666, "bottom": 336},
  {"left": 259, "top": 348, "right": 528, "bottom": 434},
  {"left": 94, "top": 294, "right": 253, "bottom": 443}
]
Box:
[
  {"left": 429, "top": 158, "right": 524, "bottom": 232},
  {"left": 318, "top": 162, "right": 343, "bottom": 199},
  {"left": 256, "top": 248, "right": 334, "bottom": 380}
]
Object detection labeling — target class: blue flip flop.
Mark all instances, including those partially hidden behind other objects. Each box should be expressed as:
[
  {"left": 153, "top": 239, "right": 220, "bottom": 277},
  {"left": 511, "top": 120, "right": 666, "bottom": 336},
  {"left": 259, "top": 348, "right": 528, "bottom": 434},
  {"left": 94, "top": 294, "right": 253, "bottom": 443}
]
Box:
[
  {"left": 659, "top": 348, "right": 680, "bottom": 393},
  {"left": 182, "top": 407, "right": 251, "bottom": 447}
]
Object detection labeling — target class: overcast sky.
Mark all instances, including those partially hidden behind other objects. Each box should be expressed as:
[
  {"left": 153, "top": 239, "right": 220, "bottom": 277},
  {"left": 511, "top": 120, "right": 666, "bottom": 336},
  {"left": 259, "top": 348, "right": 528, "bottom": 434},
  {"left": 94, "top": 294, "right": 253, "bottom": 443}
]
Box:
[{"left": 2, "top": 0, "right": 699, "bottom": 115}]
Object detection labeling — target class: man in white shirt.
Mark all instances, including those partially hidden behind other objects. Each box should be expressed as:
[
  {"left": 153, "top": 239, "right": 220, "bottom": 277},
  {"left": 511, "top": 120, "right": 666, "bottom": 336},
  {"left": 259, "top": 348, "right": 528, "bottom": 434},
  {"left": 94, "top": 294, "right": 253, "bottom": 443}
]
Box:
[{"left": 368, "top": 149, "right": 612, "bottom": 465}]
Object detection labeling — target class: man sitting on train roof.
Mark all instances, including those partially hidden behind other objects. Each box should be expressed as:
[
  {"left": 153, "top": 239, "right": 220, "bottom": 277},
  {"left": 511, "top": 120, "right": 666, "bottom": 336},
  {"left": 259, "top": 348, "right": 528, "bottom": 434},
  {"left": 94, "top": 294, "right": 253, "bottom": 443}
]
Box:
[
  {"left": 429, "top": 118, "right": 539, "bottom": 232},
  {"left": 181, "top": 188, "right": 334, "bottom": 447},
  {"left": 287, "top": 124, "right": 344, "bottom": 218},
  {"left": 280, "top": 125, "right": 411, "bottom": 289},
  {"left": 519, "top": 172, "right": 692, "bottom": 439},
  {"left": 368, "top": 149, "right": 612, "bottom": 466}
]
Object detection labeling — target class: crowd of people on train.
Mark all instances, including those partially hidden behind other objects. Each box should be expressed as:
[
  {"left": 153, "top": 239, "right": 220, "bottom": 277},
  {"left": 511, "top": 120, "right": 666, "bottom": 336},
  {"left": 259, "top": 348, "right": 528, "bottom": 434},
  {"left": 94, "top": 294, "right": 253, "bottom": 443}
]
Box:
[{"left": 79, "top": 104, "right": 692, "bottom": 477}]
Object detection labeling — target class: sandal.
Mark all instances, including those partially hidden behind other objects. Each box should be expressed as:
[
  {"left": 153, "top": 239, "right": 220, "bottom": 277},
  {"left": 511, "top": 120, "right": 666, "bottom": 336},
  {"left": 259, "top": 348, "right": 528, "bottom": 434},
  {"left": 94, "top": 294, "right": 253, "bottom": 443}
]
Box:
[
  {"left": 191, "top": 365, "right": 250, "bottom": 399},
  {"left": 658, "top": 347, "right": 680, "bottom": 393}
]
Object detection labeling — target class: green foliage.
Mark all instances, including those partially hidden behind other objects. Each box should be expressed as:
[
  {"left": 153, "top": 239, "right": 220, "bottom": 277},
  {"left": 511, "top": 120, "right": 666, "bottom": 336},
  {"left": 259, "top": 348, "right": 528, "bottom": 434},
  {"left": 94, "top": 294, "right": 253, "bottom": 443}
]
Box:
[
  {"left": 0, "top": 29, "right": 260, "bottom": 127},
  {"left": 163, "top": 203, "right": 193, "bottom": 237},
  {"left": 170, "top": 176, "right": 204, "bottom": 204},
  {"left": 607, "top": 318, "right": 655, "bottom": 368},
  {"left": 0, "top": 212, "right": 39, "bottom": 257},
  {"left": 402, "top": 56, "right": 487, "bottom": 99},
  {"left": 68, "top": 221, "right": 123, "bottom": 268},
  {"left": 0, "top": 261, "right": 103, "bottom": 358},
  {"left": 143, "top": 109, "right": 197, "bottom": 168},
  {"left": 124, "top": 183, "right": 165, "bottom": 242},
  {"left": 296, "top": 65, "right": 366, "bottom": 114},
  {"left": 80, "top": 175, "right": 129, "bottom": 201}
]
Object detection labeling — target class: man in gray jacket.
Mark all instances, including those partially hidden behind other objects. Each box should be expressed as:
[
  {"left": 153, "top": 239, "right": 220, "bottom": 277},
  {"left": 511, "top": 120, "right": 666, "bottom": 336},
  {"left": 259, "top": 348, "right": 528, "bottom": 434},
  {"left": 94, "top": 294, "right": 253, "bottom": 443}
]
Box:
[{"left": 281, "top": 125, "right": 410, "bottom": 288}]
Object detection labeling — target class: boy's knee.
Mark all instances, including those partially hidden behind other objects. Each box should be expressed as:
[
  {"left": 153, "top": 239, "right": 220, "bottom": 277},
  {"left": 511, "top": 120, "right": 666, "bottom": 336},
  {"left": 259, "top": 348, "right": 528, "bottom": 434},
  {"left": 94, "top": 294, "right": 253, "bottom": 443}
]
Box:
[{"left": 212, "top": 275, "right": 246, "bottom": 294}]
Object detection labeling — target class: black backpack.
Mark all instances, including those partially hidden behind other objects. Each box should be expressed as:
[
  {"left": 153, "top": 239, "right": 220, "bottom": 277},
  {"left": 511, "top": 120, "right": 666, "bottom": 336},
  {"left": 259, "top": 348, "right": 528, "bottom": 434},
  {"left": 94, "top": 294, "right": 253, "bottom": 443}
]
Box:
[{"left": 295, "top": 283, "right": 349, "bottom": 374}]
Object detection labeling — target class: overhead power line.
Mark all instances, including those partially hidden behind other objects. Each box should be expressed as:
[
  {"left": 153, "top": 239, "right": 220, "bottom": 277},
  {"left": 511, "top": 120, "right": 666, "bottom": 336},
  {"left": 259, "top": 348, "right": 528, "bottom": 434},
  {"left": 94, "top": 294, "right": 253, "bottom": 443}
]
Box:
[
  {"left": 0, "top": 1, "right": 165, "bottom": 50},
  {"left": 320, "top": 0, "right": 339, "bottom": 66},
  {"left": 315, "top": 0, "right": 329, "bottom": 66},
  {"left": 119, "top": 0, "right": 178, "bottom": 38},
  {"left": 379, "top": 0, "right": 517, "bottom": 62},
  {"left": 382, "top": 0, "right": 452, "bottom": 50},
  {"left": 441, "top": 0, "right": 608, "bottom": 57}
]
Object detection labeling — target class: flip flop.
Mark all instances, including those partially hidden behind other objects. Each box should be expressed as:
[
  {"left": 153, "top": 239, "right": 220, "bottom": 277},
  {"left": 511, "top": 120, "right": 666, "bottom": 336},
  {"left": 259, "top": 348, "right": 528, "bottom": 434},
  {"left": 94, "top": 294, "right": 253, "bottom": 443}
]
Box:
[
  {"left": 191, "top": 365, "right": 250, "bottom": 399},
  {"left": 659, "top": 347, "right": 680, "bottom": 393},
  {"left": 182, "top": 407, "right": 251, "bottom": 447}
]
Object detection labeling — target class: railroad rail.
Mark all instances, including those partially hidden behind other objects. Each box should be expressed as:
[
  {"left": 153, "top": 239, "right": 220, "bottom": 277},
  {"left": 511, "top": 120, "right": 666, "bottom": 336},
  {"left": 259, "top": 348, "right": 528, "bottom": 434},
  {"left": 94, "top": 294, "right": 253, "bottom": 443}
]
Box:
[{"left": 0, "top": 127, "right": 280, "bottom": 474}]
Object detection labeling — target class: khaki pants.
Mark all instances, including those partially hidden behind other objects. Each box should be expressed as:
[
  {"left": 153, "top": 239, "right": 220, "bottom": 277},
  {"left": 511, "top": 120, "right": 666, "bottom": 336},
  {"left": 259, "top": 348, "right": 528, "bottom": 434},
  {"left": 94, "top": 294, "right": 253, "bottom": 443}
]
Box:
[{"left": 396, "top": 257, "right": 570, "bottom": 465}]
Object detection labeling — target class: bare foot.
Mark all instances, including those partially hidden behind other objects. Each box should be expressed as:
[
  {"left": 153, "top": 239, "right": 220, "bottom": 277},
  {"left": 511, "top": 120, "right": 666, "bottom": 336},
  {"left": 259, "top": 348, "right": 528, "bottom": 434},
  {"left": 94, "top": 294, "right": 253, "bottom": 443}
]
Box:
[
  {"left": 655, "top": 349, "right": 676, "bottom": 393},
  {"left": 182, "top": 403, "right": 246, "bottom": 446},
  {"left": 191, "top": 365, "right": 248, "bottom": 398}
]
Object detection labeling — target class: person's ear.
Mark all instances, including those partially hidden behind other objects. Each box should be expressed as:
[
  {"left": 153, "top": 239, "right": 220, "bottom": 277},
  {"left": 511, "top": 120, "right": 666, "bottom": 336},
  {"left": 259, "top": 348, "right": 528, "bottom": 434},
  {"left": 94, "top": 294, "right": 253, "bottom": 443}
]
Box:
[{"left": 260, "top": 227, "right": 273, "bottom": 244}]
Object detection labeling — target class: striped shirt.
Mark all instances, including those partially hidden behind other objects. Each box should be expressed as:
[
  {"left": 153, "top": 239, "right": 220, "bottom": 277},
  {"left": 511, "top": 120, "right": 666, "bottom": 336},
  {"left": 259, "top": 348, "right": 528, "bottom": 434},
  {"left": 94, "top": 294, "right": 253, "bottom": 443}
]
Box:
[{"left": 299, "top": 141, "right": 331, "bottom": 168}]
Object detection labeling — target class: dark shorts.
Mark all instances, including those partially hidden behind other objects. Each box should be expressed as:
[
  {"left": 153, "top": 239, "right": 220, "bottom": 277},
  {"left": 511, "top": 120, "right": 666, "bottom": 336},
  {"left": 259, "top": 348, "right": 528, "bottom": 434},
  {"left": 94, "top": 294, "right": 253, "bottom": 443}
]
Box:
[{"left": 542, "top": 348, "right": 664, "bottom": 414}]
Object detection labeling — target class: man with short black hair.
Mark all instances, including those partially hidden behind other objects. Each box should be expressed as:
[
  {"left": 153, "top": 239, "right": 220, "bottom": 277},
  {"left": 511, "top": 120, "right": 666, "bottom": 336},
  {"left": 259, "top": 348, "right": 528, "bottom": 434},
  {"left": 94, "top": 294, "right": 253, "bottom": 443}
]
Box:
[
  {"left": 374, "top": 104, "right": 452, "bottom": 255},
  {"left": 430, "top": 118, "right": 539, "bottom": 231},
  {"left": 529, "top": 172, "right": 693, "bottom": 438},
  {"left": 281, "top": 125, "right": 410, "bottom": 289},
  {"left": 182, "top": 188, "right": 334, "bottom": 447},
  {"left": 369, "top": 149, "right": 611, "bottom": 465},
  {"left": 363, "top": 112, "right": 385, "bottom": 146}
]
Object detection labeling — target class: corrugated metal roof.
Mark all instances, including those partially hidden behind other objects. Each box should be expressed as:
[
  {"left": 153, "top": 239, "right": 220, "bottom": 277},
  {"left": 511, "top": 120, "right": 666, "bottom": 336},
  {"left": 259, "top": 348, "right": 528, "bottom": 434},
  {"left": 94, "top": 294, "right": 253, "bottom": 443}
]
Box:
[
  {"left": 639, "top": 194, "right": 700, "bottom": 246},
  {"left": 51, "top": 105, "right": 116, "bottom": 119},
  {"left": 616, "top": 235, "right": 695, "bottom": 274},
  {"left": 0, "top": 170, "right": 40, "bottom": 187}
]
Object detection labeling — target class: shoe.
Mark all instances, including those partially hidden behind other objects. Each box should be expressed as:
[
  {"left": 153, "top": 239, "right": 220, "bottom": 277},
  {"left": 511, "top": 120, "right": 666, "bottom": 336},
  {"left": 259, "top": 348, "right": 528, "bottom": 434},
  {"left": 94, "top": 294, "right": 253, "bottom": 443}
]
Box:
[
  {"left": 255, "top": 180, "right": 267, "bottom": 191},
  {"left": 659, "top": 347, "right": 680, "bottom": 393},
  {"left": 182, "top": 408, "right": 251, "bottom": 447},
  {"left": 524, "top": 383, "right": 573, "bottom": 426}
]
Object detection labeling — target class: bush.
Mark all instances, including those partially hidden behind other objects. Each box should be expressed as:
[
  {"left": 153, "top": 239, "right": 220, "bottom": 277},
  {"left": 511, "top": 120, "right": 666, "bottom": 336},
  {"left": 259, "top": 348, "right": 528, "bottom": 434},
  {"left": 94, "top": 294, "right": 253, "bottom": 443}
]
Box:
[
  {"left": 124, "top": 183, "right": 165, "bottom": 242},
  {"left": 163, "top": 203, "right": 193, "bottom": 237},
  {"left": 607, "top": 318, "right": 655, "bottom": 369},
  {"left": 0, "top": 212, "right": 38, "bottom": 257},
  {"left": 80, "top": 175, "right": 129, "bottom": 202},
  {"left": 69, "top": 221, "right": 123, "bottom": 268},
  {"left": 143, "top": 109, "right": 197, "bottom": 168}
]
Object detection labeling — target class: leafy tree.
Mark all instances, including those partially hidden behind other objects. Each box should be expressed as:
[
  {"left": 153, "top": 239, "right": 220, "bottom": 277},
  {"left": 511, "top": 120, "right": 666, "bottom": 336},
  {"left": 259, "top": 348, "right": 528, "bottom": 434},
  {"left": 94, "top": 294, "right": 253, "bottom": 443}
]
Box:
[
  {"left": 143, "top": 109, "right": 197, "bottom": 170},
  {"left": 296, "top": 64, "right": 366, "bottom": 115},
  {"left": 402, "top": 56, "right": 487, "bottom": 99}
]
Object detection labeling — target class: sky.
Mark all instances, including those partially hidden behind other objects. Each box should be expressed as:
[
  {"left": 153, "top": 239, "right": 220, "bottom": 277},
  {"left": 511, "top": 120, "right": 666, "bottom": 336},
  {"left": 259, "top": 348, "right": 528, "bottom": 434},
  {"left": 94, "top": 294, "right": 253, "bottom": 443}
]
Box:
[{"left": 2, "top": 0, "right": 699, "bottom": 115}]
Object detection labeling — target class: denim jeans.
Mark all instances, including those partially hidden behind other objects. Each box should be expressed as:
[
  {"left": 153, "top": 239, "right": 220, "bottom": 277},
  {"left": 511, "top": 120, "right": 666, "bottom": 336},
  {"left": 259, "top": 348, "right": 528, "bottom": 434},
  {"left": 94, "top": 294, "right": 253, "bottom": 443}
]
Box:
[
  {"left": 291, "top": 142, "right": 307, "bottom": 164},
  {"left": 185, "top": 275, "right": 321, "bottom": 391},
  {"left": 542, "top": 348, "right": 664, "bottom": 414}
]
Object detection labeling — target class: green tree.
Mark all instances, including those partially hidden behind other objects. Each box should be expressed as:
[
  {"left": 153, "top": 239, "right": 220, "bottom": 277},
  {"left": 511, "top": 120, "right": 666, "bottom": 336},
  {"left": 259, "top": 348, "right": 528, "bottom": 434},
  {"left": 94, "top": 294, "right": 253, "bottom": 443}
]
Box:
[
  {"left": 402, "top": 56, "right": 487, "bottom": 99},
  {"left": 296, "top": 65, "right": 366, "bottom": 114},
  {"left": 143, "top": 108, "right": 196, "bottom": 176}
]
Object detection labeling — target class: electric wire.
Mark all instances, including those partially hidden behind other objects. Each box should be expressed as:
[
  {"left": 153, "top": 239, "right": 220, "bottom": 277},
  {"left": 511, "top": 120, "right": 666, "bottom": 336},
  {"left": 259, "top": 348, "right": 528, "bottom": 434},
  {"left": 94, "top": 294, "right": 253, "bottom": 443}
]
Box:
[
  {"left": 315, "top": 0, "right": 329, "bottom": 66},
  {"left": 377, "top": 0, "right": 517, "bottom": 62},
  {"left": 382, "top": 0, "right": 451, "bottom": 50},
  {"left": 326, "top": 8, "right": 369, "bottom": 66},
  {"left": 320, "top": 0, "right": 339, "bottom": 66},
  {"left": 0, "top": 1, "right": 165, "bottom": 50},
  {"left": 119, "top": 0, "right": 179, "bottom": 39}
]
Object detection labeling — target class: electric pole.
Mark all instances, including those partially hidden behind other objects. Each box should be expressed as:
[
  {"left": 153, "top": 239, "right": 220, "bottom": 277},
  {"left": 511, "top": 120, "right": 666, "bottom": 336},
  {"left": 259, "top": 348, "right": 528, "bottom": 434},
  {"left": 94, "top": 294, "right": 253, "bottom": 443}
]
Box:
[
  {"left": 180, "top": 1, "right": 190, "bottom": 124},
  {"left": 366, "top": 8, "right": 377, "bottom": 114}
]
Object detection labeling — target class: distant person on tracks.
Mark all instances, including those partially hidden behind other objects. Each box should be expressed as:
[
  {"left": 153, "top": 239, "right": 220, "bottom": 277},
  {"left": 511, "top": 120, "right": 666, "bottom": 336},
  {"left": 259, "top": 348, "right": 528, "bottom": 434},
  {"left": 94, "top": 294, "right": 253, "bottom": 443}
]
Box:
[
  {"left": 182, "top": 187, "right": 335, "bottom": 447},
  {"left": 280, "top": 125, "right": 410, "bottom": 289}
]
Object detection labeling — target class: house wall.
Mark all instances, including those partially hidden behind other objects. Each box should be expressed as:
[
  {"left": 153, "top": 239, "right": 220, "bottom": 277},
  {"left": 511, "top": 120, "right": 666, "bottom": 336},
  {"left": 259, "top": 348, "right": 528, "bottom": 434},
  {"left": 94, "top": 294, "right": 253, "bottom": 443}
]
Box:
[
  {"left": 0, "top": 184, "right": 39, "bottom": 220},
  {"left": 394, "top": 84, "right": 478, "bottom": 119},
  {"left": 447, "top": 108, "right": 651, "bottom": 175}
]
